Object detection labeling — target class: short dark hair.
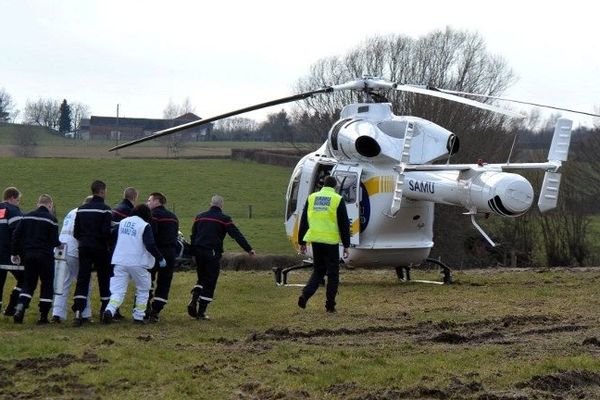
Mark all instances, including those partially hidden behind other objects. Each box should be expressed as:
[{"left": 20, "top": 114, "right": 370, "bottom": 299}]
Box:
[
  {"left": 3, "top": 187, "right": 20, "bottom": 201},
  {"left": 131, "top": 203, "right": 152, "bottom": 222},
  {"left": 149, "top": 192, "right": 166, "bottom": 205},
  {"left": 91, "top": 180, "right": 106, "bottom": 195},
  {"left": 323, "top": 176, "right": 337, "bottom": 188}
]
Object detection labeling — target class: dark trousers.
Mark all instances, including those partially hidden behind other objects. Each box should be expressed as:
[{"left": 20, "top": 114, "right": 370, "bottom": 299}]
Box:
[
  {"left": 18, "top": 253, "right": 54, "bottom": 316},
  {"left": 193, "top": 248, "right": 221, "bottom": 314},
  {"left": 149, "top": 246, "right": 176, "bottom": 313},
  {"left": 0, "top": 268, "right": 24, "bottom": 311},
  {"left": 302, "top": 243, "right": 340, "bottom": 309},
  {"left": 72, "top": 247, "right": 111, "bottom": 313}
]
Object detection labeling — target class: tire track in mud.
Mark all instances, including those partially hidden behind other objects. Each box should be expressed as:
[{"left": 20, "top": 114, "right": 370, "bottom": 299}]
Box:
[
  {"left": 233, "top": 371, "right": 600, "bottom": 400},
  {"left": 245, "top": 314, "right": 588, "bottom": 346},
  {"left": 240, "top": 315, "right": 600, "bottom": 399}
]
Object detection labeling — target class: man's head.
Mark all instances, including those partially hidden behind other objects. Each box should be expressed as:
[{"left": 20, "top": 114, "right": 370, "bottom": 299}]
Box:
[
  {"left": 323, "top": 176, "right": 337, "bottom": 188},
  {"left": 91, "top": 180, "right": 107, "bottom": 198},
  {"left": 38, "top": 194, "right": 53, "bottom": 211},
  {"left": 146, "top": 192, "right": 166, "bottom": 210},
  {"left": 131, "top": 203, "right": 152, "bottom": 223},
  {"left": 3, "top": 187, "right": 21, "bottom": 206},
  {"left": 210, "top": 195, "right": 224, "bottom": 209},
  {"left": 123, "top": 187, "right": 138, "bottom": 203}
]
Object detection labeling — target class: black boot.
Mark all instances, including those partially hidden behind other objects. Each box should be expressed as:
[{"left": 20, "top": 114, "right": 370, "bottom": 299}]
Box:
[
  {"left": 113, "top": 308, "right": 125, "bottom": 321},
  {"left": 187, "top": 287, "right": 201, "bottom": 318},
  {"left": 3, "top": 289, "right": 21, "bottom": 316},
  {"left": 147, "top": 307, "right": 160, "bottom": 323},
  {"left": 37, "top": 314, "right": 50, "bottom": 325},
  {"left": 13, "top": 303, "right": 25, "bottom": 324},
  {"left": 197, "top": 301, "right": 209, "bottom": 320},
  {"left": 325, "top": 300, "right": 336, "bottom": 313},
  {"left": 99, "top": 300, "right": 109, "bottom": 323},
  {"left": 73, "top": 310, "right": 83, "bottom": 327},
  {"left": 102, "top": 309, "right": 113, "bottom": 325},
  {"left": 38, "top": 303, "right": 51, "bottom": 325}
]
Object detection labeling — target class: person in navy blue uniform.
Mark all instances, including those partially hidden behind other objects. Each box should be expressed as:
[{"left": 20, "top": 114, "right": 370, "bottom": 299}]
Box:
[
  {"left": 71, "top": 180, "right": 113, "bottom": 326},
  {"left": 0, "top": 187, "right": 23, "bottom": 316},
  {"left": 146, "top": 192, "right": 179, "bottom": 322},
  {"left": 187, "top": 195, "right": 255, "bottom": 320},
  {"left": 11, "top": 194, "right": 61, "bottom": 324},
  {"left": 112, "top": 187, "right": 138, "bottom": 225}
]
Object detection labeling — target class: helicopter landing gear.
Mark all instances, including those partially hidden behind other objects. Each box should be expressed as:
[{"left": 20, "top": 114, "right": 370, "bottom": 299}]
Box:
[
  {"left": 396, "top": 258, "right": 452, "bottom": 285},
  {"left": 272, "top": 260, "right": 313, "bottom": 286}
]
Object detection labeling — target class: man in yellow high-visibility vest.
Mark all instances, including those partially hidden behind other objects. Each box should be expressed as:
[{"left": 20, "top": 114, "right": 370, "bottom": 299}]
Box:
[{"left": 298, "top": 176, "right": 350, "bottom": 313}]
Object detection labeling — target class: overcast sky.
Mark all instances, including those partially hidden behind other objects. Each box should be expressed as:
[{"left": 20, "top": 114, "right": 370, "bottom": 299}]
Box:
[{"left": 1, "top": 0, "right": 599, "bottom": 127}]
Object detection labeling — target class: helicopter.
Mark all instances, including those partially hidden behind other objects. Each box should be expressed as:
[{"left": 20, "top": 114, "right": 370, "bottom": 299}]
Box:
[{"left": 110, "top": 76, "right": 599, "bottom": 285}]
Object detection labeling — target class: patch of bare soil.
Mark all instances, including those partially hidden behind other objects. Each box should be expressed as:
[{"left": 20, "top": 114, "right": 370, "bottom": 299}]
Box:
[
  {"left": 516, "top": 369, "right": 600, "bottom": 392},
  {"left": 231, "top": 381, "right": 311, "bottom": 400},
  {"left": 246, "top": 313, "right": 584, "bottom": 348},
  {"left": 0, "top": 351, "right": 106, "bottom": 399},
  {"left": 317, "top": 373, "right": 600, "bottom": 400}
]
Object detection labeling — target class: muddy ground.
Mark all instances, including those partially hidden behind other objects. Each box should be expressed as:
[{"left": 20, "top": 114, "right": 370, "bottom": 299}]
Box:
[{"left": 2, "top": 268, "right": 600, "bottom": 399}]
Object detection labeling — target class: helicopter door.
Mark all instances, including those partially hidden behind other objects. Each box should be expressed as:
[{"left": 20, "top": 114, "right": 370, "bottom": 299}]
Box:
[{"left": 331, "top": 165, "right": 362, "bottom": 246}]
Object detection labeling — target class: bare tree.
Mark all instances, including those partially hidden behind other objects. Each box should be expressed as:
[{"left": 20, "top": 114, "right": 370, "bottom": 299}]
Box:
[
  {"left": 71, "top": 102, "right": 90, "bottom": 134},
  {"left": 23, "top": 98, "right": 60, "bottom": 130},
  {"left": 214, "top": 117, "right": 258, "bottom": 132},
  {"left": 163, "top": 97, "right": 196, "bottom": 119},
  {"left": 0, "top": 88, "right": 16, "bottom": 122},
  {"left": 293, "top": 28, "right": 516, "bottom": 149}
]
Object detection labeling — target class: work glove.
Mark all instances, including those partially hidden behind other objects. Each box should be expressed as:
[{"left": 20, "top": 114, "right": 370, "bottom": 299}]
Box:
[{"left": 158, "top": 258, "right": 167, "bottom": 268}]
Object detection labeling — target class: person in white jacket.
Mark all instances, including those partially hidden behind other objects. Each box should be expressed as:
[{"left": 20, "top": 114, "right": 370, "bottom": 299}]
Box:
[
  {"left": 52, "top": 196, "right": 94, "bottom": 322},
  {"left": 104, "top": 204, "right": 165, "bottom": 324}
]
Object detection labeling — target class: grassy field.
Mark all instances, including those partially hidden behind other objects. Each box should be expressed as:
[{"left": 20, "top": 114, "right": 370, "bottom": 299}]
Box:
[
  {"left": 2, "top": 268, "right": 600, "bottom": 399},
  {"left": 0, "top": 158, "right": 295, "bottom": 255},
  {"left": 0, "top": 124, "right": 312, "bottom": 158}
]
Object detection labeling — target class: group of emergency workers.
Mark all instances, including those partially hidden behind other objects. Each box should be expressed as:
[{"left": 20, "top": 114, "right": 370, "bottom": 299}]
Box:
[
  {"left": 0, "top": 180, "right": 259, "bottom": 325},
  {"left": 1, "top": 175, "right": 349, "bottom": 325}
]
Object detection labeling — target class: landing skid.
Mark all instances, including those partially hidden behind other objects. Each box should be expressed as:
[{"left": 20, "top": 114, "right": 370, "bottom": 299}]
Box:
[
  {"left": 395, "top": 258, "right": 452, "bottom": 285},
  {"left": 273, "top": 260, "right": 313, "bottom": 286}
]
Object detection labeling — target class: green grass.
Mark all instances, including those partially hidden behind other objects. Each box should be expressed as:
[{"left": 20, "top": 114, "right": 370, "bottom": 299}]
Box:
[
  {"left": 0, "top": 158, "right": 295, "bottom": 255},
  {"left": 2, "top": 269, "right": 600, "bottom": 399}
]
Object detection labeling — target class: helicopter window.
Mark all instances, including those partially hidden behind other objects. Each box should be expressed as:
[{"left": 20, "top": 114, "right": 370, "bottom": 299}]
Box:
[
  {"left": 358, "top": 105, "right": 369, "bottom": 113},
  {"left": 335, "top": 173, "right": 358, "bottom": 204},
  {"left": 286, "top": 170, "right": 301, "bottom": 219},
  {"left": 377, "top": 120, "right": 408, "bottom": 139}
]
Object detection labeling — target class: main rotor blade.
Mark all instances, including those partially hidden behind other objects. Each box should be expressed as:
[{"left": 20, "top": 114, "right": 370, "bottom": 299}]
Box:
[
  {"left": 108, "top": 87, "right": 332, "bottom": 151},
  {"left": 395, "top": 84, "right": 525, "bottom": 119},
  {"left": 433, "top": 88, "right": 600, "bottom": 118}
]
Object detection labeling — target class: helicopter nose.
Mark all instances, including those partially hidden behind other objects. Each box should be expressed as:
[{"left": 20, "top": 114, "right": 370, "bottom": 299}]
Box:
[{"left": 493, "top": 175, "right": 534, "bottom": 215}]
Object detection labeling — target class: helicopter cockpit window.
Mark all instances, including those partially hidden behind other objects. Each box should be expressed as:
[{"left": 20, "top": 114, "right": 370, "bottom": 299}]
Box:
[
  {"left": 286, "top": 169, "right": 301, "bottom": 219},
  {"left": 377, "top": 120, "right": 408, "bottom": 139},
  {"left": 335, "top": 173, "right": 358, "bottom": 204}
]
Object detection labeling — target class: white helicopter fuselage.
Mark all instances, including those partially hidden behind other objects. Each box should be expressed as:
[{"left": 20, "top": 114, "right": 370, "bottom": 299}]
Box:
[{"left": 284, "top": 102, "right": 569, "bottom": 268}]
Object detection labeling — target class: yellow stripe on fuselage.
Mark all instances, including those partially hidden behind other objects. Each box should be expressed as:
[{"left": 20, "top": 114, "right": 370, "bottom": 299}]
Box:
[
  {"left": 350, "top": 218, "right": 360, "bottom": 237},
  {"left": 289, "top": 214, "right": 300, "bottom": 250},
  {"left": 363, "top": 176, "right": 395, "bottom": 196}
]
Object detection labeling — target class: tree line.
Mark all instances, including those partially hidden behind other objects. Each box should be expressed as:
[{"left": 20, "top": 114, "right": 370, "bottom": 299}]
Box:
[{"left": 0, "top": 90, "right": 89, "bottom": 135}]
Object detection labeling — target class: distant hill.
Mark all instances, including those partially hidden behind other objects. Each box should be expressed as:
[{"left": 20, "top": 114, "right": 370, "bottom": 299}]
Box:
[{"left": 0, "top": 123, "right": 70, "bottom": 145}]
